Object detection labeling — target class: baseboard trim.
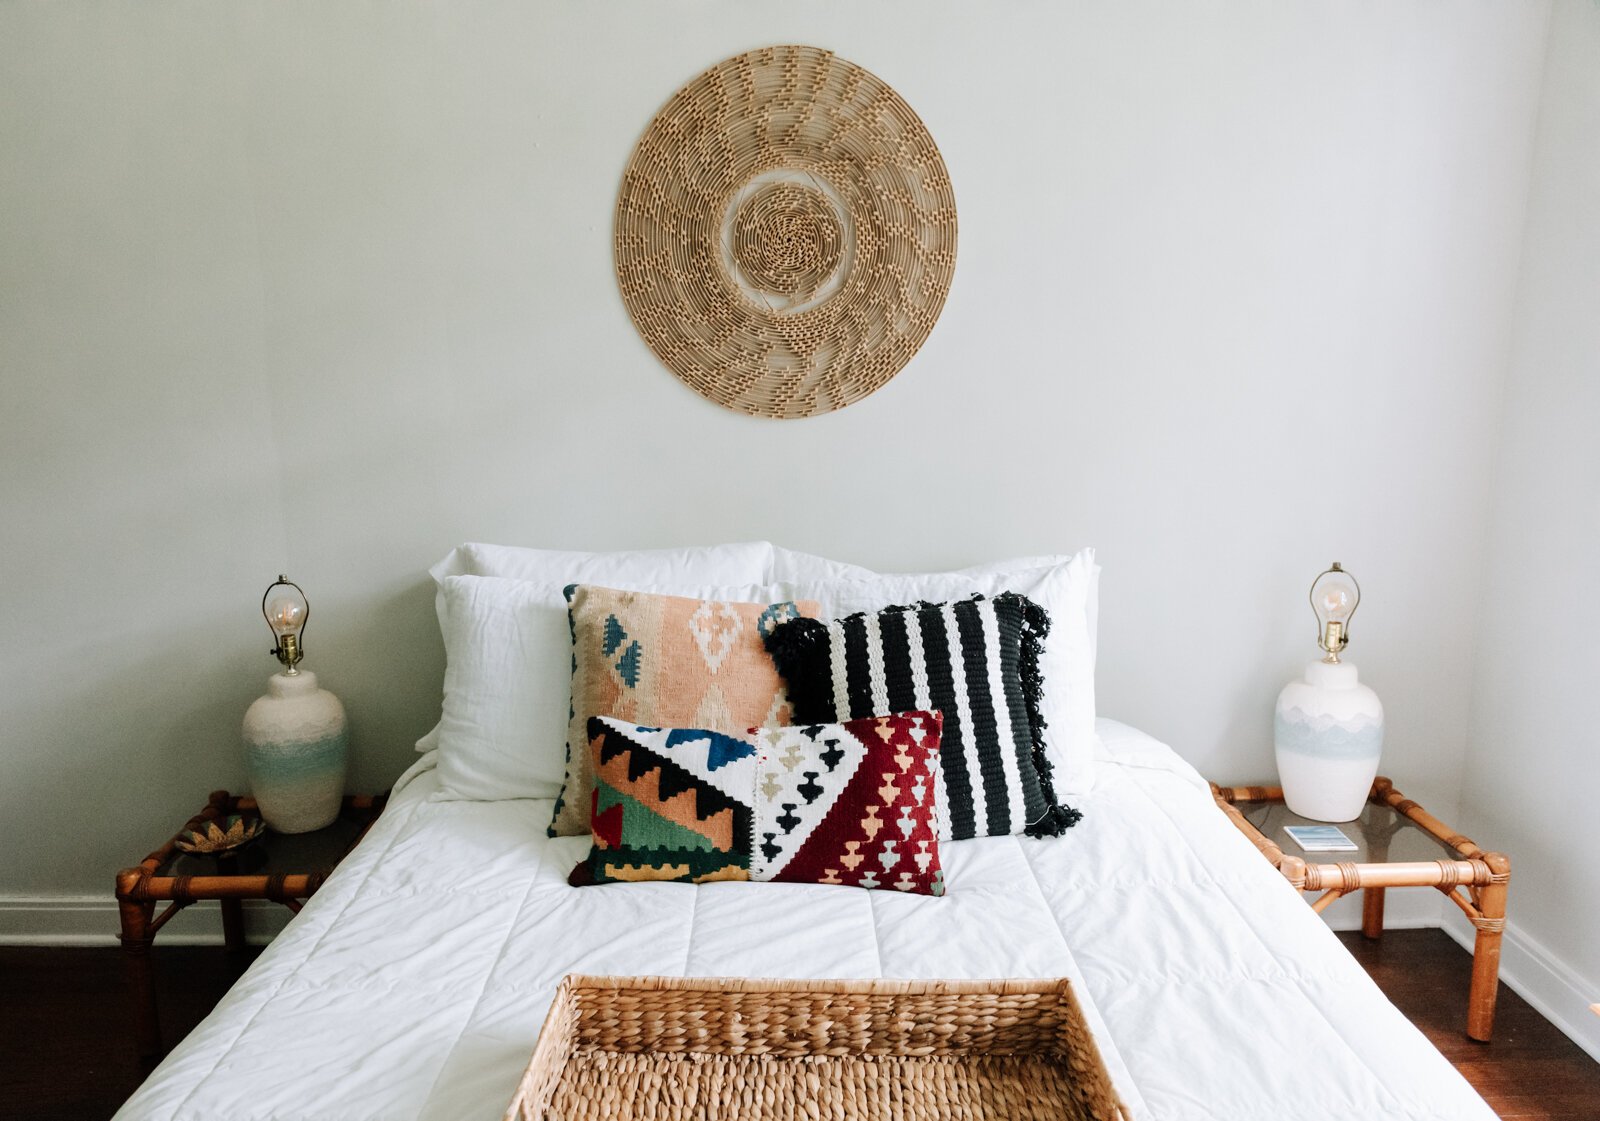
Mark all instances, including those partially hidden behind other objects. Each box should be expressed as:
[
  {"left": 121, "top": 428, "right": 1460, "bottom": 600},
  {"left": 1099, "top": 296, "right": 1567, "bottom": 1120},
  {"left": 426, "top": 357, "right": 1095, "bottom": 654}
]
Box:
[
  {"left": 0, "top": 894, "right": 289, "bottom": 947},
  {"left": 6, "top": 888, "right": 1444, "bottom": 943},
  {"left": 1441, "top": 908, "right": 1600, "bottom": 1064}
]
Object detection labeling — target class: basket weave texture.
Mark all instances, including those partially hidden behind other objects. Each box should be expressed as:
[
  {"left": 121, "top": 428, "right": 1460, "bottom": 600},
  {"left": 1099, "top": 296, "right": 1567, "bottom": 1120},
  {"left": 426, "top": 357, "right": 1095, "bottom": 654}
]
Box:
[
  {"left": 504, "top": 975, "right": 1129, "bottom": 1121},
  {"left": 615, "top": 45, "right": 958, "bottom": 419}
]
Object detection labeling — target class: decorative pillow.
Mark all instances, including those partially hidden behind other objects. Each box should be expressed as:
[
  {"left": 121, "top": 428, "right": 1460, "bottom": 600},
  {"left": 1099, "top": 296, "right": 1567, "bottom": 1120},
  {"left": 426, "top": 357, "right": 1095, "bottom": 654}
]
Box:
[
  {"left": 573, "top": 717, "right": 757, "bottom": 885},
  {"left": 551, "top": 586, "right": 820, "bottom": 836},
  {"left": 569, "top": 712, "right": 945, "bottom": 895},
  {"left": 750, "top": 713, "right": 944, "bottom": 893},
  {"left": 766, "top": 546, "right": 1100, "bottom": 795},
  {"left": 766, "top": 594, "right": 1081, "bottom": 841}
]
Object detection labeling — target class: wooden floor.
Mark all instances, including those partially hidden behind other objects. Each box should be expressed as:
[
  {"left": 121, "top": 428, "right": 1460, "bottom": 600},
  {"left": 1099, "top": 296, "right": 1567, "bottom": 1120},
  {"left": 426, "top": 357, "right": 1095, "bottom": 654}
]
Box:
[
  {"left": 2, "top": 930, "right": 1597, "bottom": 1119},
  {"left": 1334, "top": 930, "right": 1600, "bottom": 1120}
]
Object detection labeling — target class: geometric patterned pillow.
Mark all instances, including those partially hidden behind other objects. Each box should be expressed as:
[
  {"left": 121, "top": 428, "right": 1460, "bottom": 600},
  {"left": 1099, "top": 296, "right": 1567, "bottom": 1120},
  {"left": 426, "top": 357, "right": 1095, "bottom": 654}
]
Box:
[
  {"left": 568, "top": 711, "right": 945, "bottom": 895},
  {"left": 765, "top": 594, "right": 1081, "bottom": 842},
  {"left": 551, "top": 585, "right": 819, "bottom": 838},
  {"left": 569, "top": 717, "right": 756, "bottom": 886},
  {"left": 750, "top": 711, "right": 944, "bottom": 895}
]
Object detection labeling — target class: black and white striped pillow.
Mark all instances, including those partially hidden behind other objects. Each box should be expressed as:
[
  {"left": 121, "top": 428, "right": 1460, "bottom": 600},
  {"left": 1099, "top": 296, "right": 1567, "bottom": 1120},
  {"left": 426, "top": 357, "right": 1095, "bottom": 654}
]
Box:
[{"left": 765, "top": 594, "right": 1081, "bottom": 841}]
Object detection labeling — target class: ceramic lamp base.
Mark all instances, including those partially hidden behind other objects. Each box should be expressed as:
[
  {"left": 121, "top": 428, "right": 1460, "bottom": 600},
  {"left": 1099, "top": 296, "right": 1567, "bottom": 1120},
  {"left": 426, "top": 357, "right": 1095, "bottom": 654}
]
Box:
[
  {"left": 1274, "top": 660, "right": 1383, "bottom": 824},
  {"left": 243, "top": 670, "right": 348, "bottom": 834},
  {"left": 1275, "top": 749, "right": 1380, "bottom": 822}
]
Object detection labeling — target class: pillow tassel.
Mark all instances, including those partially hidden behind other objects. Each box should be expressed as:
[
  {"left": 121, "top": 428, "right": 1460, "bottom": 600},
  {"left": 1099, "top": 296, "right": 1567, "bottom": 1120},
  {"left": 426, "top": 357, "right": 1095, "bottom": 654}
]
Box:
[
  {"left": 763, "top": 615, "right": 834, "bottom": 721},
  {"left": 1025, "top": 802, "right": 1085, "bottom": 837},
  {"left": 1007, "top": 592, "right": 1084, "bottom": 837}
]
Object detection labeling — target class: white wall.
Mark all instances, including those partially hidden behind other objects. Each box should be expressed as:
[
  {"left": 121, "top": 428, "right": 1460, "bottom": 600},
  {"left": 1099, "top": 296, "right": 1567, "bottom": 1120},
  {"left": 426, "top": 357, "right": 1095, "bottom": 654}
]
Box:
[
  {"left": 1454, "top": 0, "right": 1600, "bottom": 1056},
  {"left": 0, "top": 1, "right": 1548, "bottom": 921}
]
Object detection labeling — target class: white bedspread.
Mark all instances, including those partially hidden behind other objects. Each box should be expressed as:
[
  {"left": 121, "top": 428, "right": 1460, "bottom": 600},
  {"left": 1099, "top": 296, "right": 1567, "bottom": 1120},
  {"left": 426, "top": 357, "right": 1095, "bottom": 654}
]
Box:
[{"left": 114, "top": 721, "right": 1495, "bottom": 1120}]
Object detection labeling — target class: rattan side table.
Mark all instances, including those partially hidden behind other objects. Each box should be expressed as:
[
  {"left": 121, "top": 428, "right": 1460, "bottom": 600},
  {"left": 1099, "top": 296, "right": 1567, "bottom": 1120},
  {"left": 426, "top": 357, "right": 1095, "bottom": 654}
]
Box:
[
  {"left": 114, "top": 788, "right": 387, "bottom": 1062},
  {"left": 1210, "top": 776, "right": 1510, "bottom": 1042}
]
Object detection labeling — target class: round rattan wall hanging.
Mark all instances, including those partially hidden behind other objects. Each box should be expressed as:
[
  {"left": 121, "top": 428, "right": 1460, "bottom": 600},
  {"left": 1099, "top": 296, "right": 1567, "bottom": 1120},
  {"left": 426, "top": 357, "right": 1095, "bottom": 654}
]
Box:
[{"left": 615, "top": 45, "right": 958, "bottom": 418}]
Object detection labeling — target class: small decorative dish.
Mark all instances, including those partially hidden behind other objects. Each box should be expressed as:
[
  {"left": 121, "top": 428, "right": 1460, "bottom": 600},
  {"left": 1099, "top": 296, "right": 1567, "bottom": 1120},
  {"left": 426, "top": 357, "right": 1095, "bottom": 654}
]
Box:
[{"left": 174, "top": 814, "right": 266, "bottom": 855}]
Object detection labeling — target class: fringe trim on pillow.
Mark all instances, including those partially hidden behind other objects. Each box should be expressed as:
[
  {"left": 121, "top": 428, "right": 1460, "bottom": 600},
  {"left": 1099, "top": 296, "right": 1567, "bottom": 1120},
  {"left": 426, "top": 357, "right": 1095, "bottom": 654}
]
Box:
[
  {"left": 1000, "top": 591, "right": 1084, "bottom": 838},
  {"left": 1026, "top": 803, "right": 1085, "bottom": 836}
]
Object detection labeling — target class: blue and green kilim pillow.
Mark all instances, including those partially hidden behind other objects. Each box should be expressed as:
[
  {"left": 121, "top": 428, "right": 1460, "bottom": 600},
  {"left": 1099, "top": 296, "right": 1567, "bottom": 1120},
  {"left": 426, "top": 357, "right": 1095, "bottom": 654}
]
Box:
[{"left": 567, "top": 716, "right": 756, "bottom": 885}]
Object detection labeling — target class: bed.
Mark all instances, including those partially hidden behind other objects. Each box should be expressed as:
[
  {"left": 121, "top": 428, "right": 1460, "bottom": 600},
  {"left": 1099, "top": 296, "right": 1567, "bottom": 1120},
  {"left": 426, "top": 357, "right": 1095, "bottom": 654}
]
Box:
[{"left": 113, "top": 718, "right": 1496, "bottom": 1120}]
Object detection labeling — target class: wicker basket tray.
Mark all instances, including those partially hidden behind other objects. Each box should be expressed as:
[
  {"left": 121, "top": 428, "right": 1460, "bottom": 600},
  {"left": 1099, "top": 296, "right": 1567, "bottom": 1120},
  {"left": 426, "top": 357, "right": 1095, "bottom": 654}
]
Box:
[{"left": 503, "top": 975, "right": 1129, "bottom": 1121}]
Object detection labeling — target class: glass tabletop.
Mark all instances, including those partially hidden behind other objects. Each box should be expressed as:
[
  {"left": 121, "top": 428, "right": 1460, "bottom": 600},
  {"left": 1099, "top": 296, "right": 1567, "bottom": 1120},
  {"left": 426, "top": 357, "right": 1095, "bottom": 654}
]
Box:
[
  {"left": 1237, "top": 799, "right": 1458, "bottom": 865},
  {"left": 157, "top": 808, "right": 370, "bottom": 878}
]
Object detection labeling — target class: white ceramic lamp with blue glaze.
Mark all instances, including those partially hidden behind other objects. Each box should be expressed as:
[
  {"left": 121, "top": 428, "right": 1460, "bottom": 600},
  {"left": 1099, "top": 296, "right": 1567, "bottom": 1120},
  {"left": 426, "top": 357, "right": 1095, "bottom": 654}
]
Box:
[
  {"left": 1274, "top": 563, "right": 1384, "bottom": 822},
  {"left": 243, "top": 577, "right": 348, "bottom": 833}
]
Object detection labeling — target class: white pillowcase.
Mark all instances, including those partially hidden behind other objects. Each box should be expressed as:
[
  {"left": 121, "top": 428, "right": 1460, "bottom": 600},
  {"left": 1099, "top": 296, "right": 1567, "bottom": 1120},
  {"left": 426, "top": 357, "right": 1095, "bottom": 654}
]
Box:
[
  {"left": 767, "top": 546, "right": 1100, "bottom": 794},
  {"left": 433, "top": 576, "right": 567, "bottom": 800},
  {"left": 771, "top": 546, "right": 1099, "bottom": 660},
  {"left": 419, "top": 540, "right": 1099, "bottom": 802},
  {"left": 432, "top": 573, "right": 790, "bottom": 803},
  {"left": 768, "top": 546, "right": 877, "bottom": 584},
  {"left": 419, "top": 541, "right": 774, "bottom": 787},
  {"left": 444, "top": 541, "right": 775, "bottom": 588}
]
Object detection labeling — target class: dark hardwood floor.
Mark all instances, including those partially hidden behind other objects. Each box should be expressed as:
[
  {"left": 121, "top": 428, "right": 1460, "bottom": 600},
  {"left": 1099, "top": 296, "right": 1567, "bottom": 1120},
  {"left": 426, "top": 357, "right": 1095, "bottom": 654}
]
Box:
[
  {"left": 1, "top": 943, "right": 262, "bottom": 1121},
  {"left": 2, "top": 930, "right": 1597, "bottom": 1119},
  {"left": 1335, "top": 930, "right": 1600, "bottom": 1120}
]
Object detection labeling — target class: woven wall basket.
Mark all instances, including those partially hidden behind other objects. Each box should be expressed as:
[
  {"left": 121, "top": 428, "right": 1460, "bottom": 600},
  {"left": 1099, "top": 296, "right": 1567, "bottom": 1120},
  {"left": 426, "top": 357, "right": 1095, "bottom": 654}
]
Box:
[{"left": 615, "top": 45, "right": 958, "bottom": 419}]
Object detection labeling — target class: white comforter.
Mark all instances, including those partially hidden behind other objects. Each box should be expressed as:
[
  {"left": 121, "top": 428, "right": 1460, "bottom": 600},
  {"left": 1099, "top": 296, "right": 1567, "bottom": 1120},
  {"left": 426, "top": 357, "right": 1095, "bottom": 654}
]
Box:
[{"left": 115, "top": 721, "right": 1495, "bottom": 1120}]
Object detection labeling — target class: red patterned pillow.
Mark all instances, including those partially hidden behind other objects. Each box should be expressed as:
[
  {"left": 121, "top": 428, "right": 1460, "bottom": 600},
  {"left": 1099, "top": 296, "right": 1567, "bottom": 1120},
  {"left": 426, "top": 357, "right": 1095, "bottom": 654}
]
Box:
[{"left": 752, "top": 711, "right": 945, "bottom": 895}]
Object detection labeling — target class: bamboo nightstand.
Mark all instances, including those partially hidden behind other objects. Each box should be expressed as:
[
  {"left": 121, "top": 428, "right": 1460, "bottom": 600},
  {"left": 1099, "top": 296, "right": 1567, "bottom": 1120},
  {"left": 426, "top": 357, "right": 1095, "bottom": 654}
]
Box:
[
  {"left": 114, "top": 789, "right": 387, "bottom": 1063},
  {"left": 1210, "top": 777, "right": 1510, "bottom": 1042}
]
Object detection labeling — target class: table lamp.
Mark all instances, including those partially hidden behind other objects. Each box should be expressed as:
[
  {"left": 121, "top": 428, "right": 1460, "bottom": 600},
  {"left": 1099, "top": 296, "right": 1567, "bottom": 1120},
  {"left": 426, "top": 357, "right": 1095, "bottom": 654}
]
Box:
[
  {"left": 1273, "top": 563, "right": 1384, "bottom": 821},
  {"left": 242, "top": 576, "right": 349, "bottom": 833}
]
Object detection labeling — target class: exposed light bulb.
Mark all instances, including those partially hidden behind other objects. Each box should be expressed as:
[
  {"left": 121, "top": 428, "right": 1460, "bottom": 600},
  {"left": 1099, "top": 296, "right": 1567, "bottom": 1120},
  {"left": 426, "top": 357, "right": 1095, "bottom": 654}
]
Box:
[
  {"left": 1316, "top": 579, "right": 1357, "bottom": 624},
  {"left": 265, "top": 595, "right": 305, "bottom": 638},
  {"left": 1308, "top": 563, "right": 1361, "bottom": 664},
  {"left": 261, "top": 576, "right": 310, "bottom": 674}
]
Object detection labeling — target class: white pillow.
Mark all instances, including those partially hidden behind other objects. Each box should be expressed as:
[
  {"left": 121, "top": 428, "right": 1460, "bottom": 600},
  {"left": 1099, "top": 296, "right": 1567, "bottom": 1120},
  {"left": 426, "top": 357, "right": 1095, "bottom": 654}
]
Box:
[
  {"left": 421, "top": 541, "right": 1098, "bottom": 800},
  {"left": 414, "top": 541, "right": 775, "bottom": 756},
  {"left": 433, "top": 576, "right": 565, "bottom": 800},
  {"left": 767, "top": 546, "right": 1100, "bottom": 794},
  {"left": 447, "top": 541, "right": 775, "bottom": 587},
  {"left": 432, "top": 573, "right": 791, "bottom": 802},
  {"left": 771, "top": 545, "right": 1098, "bottom": 662},
  {"left": 769, "top": 545, "right": 876, "bottom": 583}
]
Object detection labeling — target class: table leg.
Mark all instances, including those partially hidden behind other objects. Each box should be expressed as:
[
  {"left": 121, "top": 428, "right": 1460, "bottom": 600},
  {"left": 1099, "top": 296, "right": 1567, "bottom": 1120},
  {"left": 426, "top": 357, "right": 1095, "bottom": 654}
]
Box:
[
  {"left": 1467, "top": 853, "right": 1511, "bottom": 1042},
  {"left": 221, "top": 897, "right": 245, "bottom": 955},
  {"left": 1362, "top": 886, "right": 1386, "bottom": 940},
  {"left": 116, "top": 885, "right": 162, "bottom": 1063}
]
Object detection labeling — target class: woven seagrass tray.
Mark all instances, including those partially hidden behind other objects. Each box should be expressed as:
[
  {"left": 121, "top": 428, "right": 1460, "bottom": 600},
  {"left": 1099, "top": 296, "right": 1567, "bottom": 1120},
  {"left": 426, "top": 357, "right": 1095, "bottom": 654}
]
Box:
[{"left": 503, "top": 975, "right": 1130, "bottom": 1121}]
